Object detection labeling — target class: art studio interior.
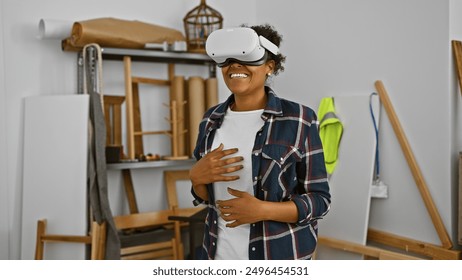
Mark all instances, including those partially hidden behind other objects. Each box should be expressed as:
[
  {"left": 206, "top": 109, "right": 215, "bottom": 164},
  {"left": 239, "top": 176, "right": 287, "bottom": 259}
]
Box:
[{"left": 0, "top": 0, "right": 462, "bottom": 260}]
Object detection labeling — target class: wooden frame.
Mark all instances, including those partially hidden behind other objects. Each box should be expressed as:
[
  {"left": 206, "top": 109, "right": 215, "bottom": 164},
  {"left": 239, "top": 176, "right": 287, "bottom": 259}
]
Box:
[
  {"left": 35, "top": 219, "right": 106, "bottom": 260},
  {"left": 164, "top": 169, "right": 204, "bottom": 258},
  {"left": 113, "top": 210, "right": 180, "bottom": 260},
  {"left": 164, "top": 169, "right": 191, "bottom": 211},
  {"left": 375, "top": 80, "right": 452, "bottom": 249}
]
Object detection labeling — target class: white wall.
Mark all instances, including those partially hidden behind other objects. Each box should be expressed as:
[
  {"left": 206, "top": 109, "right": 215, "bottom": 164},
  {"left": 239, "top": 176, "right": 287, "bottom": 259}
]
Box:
[
  {"left": 258, "top": 0, "right": 457, "bottom": 247},
  {"left": 0, "top": 0, "right": 10, "bottom": 260},
  {"left": 0, "top": 0, "right": 255, "bottom": 260}
]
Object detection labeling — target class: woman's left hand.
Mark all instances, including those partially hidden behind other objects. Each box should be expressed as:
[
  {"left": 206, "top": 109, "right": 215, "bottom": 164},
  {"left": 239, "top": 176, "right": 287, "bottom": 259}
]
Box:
[{"left": 216, "top": 188, "right": 267, "bottom": 228}]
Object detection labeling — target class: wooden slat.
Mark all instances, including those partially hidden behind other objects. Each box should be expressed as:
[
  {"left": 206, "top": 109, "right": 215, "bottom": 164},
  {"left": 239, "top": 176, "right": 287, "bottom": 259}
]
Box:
[
  {"left": 103, "top": 95, "right": 125, "bottom": 146},
  {"left": 90, "top": 221, "right": 106, "bottom": 260},
  {"left": 121, "top": 241, "right": 173, "bottom": 255},
  {"left": 132, "top": 76, "right": 170, "bottom": 86},
  {"left": 112, "top": 101, "right": 123, "bottom": 146},
  {"left": 452, "top": 40, "right": 462, "bottom": 97},
  {"left": 121, "top": 238, "right": 178, "bottom": 260},
  {"left": 35, "top": 220, "right": 46, "bottom": 260},
  {"left": 459, "top": 152, "right": 462, "bottom": 245},
  {"left": 132, "top": 82, "right": 144, "bottom": 157},
  {"left": 367, "top": 228, "right": 461, "bottom": 260},
  {"left": 103, "top": 102, "right": 111, "bottom": 146},
  {"left": 124, "top": 56, "right": 135, "bottom": 159},
  {"left": 40, "top": 235, "right": 91, "bottom": 244},
  {"left": 374, "top": 80, "right": 452, "bottom": 249},
  {"left": 113, "top": 210, "right": 173, "bottom": 230},
  {"left": 317, "top": 236, "right": 421, "bottom": 260},
  {"left": 134, "top": 130, "right": 171, "bottom": 136},
  {"left": 164, "top": 170, "right": 190, "bottom": 210},
  {"left": 122, "top": 169, "right": 139, "bottom": 214}
]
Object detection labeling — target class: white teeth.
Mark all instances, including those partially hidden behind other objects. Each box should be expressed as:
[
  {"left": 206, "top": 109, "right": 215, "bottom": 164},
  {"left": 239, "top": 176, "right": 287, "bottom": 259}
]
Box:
[{"left": 230, "top": 73, "right": 248, "bottom": 78}]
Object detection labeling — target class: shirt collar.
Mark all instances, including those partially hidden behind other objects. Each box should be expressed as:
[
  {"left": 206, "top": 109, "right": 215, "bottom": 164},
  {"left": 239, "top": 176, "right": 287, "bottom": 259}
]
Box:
[{"left": 209, "top": 86, "right": 283, "bottom": 123}]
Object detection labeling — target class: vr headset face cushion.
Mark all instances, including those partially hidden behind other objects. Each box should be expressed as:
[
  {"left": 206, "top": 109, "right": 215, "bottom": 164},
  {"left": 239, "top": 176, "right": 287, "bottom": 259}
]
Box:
[{"left": 205, "top": 27, "right": 277, "bottom": 67}]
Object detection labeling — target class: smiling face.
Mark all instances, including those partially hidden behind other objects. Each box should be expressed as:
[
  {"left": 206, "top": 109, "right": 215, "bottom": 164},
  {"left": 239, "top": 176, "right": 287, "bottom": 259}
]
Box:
[{"left": 221, "top": 60, "right": 275, "bottom": 109}]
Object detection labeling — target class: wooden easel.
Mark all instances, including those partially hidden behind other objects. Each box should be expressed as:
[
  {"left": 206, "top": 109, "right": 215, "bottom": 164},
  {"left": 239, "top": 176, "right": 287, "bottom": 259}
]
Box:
[
  {"left": 369, "top": 81, "right": 457, "bottom": 259},
  {"left": 375, "top": 80, "right": 452, "bottom": 247}
]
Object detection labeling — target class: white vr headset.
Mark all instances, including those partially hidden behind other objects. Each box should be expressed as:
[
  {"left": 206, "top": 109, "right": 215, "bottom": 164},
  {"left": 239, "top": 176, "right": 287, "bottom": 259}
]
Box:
[{"left": 205, "top": 27, "right": 279, "bottom": 67}]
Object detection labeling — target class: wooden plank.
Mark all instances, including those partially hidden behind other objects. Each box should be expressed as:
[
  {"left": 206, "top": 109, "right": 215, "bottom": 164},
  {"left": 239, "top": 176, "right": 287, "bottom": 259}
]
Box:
[
  {"left": 132, "top": 82, "right": 144, "bottom": 157},
  {"left": 124, "top": 56, "right": 135, "bottom": 159},
  {"left": 122, "top": 169, "right": 139, "bottom": 214},
  {"left": 452, "top": 40, "right": 462, "bottom": 97},
  {"left": 459, "top": 152, "right": 462, "bottom": 245},
  {"left": 374, "top": 80, "right": 452, "bottom": 249},
  {"left": 113, "top": 210, "right": 173, "bottom": 230},
  {"left": 367, "top": 228, "right": 460, "bottom": 260},
  {"left": 134, "top": 130, "right": 170, "bottom": 136},
  {"left": 41, "top": 235, "right": 91, "bottom": 244},
  {"left": 317, "top": 236, "right": 421, "bottom": 260},
  {"left": 132, "top": 76, "right": 170, "bottom": 86}
]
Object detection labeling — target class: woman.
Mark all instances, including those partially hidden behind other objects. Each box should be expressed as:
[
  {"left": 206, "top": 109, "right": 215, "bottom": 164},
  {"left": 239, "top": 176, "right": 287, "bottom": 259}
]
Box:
[{"left": 189, "top": 24, "right": 331, "bottom": 260}]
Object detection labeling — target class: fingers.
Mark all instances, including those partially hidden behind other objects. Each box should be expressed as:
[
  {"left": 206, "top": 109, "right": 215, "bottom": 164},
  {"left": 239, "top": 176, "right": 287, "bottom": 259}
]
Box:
[
  {"left": 211, "top": 143, "right": 224, "bottom": 152},
  {"left": 210, "top": 143, "right": 240, "bottom": 160},
  {"left": 216, "top": 155, "right": 243, "bottom": 167},
  {"left": 217, "top": 207, "right": 241, "bottom": 228}
]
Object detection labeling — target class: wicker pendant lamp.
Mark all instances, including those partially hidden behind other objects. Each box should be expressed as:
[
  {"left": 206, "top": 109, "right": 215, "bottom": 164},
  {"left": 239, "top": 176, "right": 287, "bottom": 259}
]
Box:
[{"left": 183, "top": 0, "right": 223, "bottom": 53}]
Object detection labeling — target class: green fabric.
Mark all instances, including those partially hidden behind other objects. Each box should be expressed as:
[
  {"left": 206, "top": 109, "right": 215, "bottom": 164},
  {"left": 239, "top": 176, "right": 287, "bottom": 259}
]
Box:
[{"left": 318, "top": 97, "right": 343, "bottom": 174}]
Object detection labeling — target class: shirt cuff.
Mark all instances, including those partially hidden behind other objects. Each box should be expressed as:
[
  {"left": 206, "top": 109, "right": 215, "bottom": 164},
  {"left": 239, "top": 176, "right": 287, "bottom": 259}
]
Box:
[
  {"left": 191, "top": 185, "right": 208, "bottom": 206},
  {"left": 291, "top": 196, "right": 312, "bottom": 226}
]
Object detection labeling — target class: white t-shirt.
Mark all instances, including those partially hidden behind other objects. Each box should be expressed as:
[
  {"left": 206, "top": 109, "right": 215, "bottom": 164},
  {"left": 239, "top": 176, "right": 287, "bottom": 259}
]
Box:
[{"left": 212, "top": 107, "right": 264, "bottom": 260}]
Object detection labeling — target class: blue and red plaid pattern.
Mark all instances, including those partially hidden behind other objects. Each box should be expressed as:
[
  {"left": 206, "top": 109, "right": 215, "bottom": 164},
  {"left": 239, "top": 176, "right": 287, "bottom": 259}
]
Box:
[{"left": 191, "top": 87, "right": 331, "bottom": 260}]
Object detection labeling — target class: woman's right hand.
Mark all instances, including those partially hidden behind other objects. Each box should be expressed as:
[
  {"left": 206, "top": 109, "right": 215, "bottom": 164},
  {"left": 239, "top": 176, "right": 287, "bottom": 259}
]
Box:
[{"left": 189, "top": 143, "right": 244, "bottom": 187}]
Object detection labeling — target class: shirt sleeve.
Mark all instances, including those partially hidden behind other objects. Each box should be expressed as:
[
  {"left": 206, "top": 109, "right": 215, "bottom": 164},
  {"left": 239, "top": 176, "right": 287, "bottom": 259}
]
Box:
[{"left": 291, "top": 116, "right": 331, "bottom": 226}]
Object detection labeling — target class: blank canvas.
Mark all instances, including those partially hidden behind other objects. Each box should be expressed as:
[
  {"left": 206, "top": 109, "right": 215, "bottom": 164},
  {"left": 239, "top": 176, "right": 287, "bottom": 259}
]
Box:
[{"left": 316, "top": 94, "right": 379, "bottom": 259}]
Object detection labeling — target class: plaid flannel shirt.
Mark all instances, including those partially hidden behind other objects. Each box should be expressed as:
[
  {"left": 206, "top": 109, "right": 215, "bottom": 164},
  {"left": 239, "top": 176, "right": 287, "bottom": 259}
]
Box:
[{"left": 191, "top": 87, "right": 331, "bottom": 260}]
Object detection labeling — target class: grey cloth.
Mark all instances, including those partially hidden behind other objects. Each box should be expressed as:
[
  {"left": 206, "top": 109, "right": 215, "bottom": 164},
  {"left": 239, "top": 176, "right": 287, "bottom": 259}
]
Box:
[{"left": 85, "top": 47, "right": 121, "bottom": 259}]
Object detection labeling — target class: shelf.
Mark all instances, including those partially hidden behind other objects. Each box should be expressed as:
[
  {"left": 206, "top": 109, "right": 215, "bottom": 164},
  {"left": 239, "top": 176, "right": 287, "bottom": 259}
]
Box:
[
  {"left": 100, "top": 47, "right": 215, "bottom": 65},
  {"left": 107, "top": 158, "right": 195, "bottom": 170},
  {"left": 76, "top": 46, "right": 217, "bottom": 93}
]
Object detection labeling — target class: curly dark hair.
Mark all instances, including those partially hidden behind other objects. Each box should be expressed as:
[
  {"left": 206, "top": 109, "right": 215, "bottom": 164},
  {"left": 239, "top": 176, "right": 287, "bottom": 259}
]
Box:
[{"left": 242, "top": 23, "right": 286, "bottom": 75}]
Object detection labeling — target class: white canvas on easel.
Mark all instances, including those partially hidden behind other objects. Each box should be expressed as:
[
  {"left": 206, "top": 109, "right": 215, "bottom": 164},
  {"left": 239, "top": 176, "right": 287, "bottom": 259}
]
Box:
[
  {"left": 315, "top": 94, "right": 379, "bottom": 259},
  {"left": 21, "top": 95, "right": 89, "bottom": 259}
]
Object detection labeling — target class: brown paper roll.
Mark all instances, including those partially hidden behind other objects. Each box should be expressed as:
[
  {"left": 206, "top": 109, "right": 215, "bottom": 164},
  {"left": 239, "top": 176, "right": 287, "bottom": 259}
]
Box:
[
  {"left": 171, "top": 76, "right": 186, "bottom": 157},
  {"left": 187, "top": 76, "right": 206, "bottom": 156},
  {"left": 205, "top": 78, "right": 219, "bottom": 110},
  {"left": 70, "top": 17, "right": 185, "bottom": 49}
]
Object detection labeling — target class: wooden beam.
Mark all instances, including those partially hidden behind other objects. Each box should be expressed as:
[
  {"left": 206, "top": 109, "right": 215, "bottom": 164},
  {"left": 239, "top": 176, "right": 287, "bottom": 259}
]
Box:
[
  {"left": 452, "top": 40, "right": 462, "bottom": 97},
  {"left": 374, "top": 80, "right": 452, "bottom": 249},
  {"left": 318, "top": 236, "right": 421, "bottom": 260},
  {"left": 132, "top": 76, "right": 170, "bottom": 86},
  {"left": 367, "top": 228, "right": 461, "bottom": 260}
]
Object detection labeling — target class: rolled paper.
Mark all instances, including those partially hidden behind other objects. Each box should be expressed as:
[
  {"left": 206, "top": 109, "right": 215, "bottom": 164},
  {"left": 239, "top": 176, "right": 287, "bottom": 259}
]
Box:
[
  {"left": 38, "top": 19, "right": 73, "bottom": 40},
  {"left": 187, "top": 77, "right": 205, "bottom": 156},
  {"left": 171, "top": 76, "right": 186, "bottom": 157},
  {"left": 205, "top": 77, "right": 219, "bottom": 110}
]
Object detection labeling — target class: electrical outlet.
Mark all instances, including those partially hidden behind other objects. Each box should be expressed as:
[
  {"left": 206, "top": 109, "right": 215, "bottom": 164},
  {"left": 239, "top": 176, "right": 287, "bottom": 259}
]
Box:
[{"left": 371, "top": 180, "right": 388, "bottom": 198}]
